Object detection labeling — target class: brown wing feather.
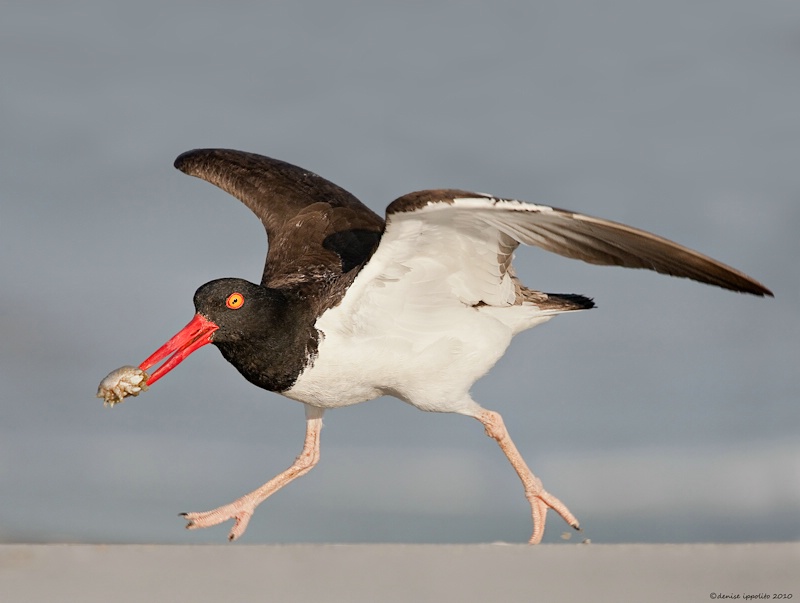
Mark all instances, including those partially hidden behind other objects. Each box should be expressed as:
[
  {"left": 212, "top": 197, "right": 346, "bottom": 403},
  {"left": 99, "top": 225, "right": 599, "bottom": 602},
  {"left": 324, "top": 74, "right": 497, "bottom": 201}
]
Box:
[
  {"left": 174, "top": 149, "right": 384, "bottom": 288},
  {"left": 386, "top": 190, "right": 772, "bottom": 297}
]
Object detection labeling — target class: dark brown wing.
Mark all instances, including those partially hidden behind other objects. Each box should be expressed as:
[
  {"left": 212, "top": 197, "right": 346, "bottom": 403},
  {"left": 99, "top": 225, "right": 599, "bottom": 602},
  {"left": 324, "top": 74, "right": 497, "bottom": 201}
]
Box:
[
  {"left": 385, "top": 190, "right": 772, "bottom": 297},
  {"left": 174, "top": 149, "right": 385, "bottom": 288}
]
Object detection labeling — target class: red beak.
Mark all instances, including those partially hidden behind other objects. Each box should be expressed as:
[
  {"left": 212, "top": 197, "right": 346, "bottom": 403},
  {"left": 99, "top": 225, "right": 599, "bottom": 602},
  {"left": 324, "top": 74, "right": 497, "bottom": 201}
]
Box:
[{"left": 139, "top": 313, "right": 219, "bottom": 386}]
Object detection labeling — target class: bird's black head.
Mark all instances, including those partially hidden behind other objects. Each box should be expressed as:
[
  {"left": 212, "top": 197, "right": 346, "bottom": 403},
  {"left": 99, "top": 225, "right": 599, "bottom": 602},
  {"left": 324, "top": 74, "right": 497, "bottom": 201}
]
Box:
[
  {"left": 192, "top": 278, "right": 315, "bottom": 391},
  {"left": 192, "top": 278, "right": 286, "bottom": 345},
  {"left": 138, "top": 277, "right": 311, "bottom": 392}
]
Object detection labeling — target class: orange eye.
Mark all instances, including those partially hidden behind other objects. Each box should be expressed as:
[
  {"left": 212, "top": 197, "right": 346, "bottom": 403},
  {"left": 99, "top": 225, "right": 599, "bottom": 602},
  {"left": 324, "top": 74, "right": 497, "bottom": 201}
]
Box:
[{"left": 226, "top": 292, "right": 244, "bottom": 309}]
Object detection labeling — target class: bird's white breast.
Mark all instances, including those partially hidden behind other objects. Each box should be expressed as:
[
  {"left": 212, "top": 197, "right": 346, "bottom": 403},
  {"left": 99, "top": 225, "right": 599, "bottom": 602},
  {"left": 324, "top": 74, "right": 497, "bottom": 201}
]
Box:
[{"left": 284, "top": 298, "right": 554, "bottom": 413}]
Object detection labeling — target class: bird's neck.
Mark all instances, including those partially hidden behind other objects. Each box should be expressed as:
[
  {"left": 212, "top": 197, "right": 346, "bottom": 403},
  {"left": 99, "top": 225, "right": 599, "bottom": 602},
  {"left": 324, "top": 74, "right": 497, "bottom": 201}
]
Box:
[{"left": 215, "top": 290, "right": 319, "bottom": 393}]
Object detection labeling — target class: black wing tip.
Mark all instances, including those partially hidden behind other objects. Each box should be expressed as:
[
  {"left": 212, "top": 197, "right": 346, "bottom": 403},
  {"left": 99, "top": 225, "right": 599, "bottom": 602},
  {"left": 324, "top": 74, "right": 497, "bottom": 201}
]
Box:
[
  {"left": 545, "top": 293, "right": 596, "bottom": 311},
  {"left": 174, "top": 148, "right": 270, "bottom": 175},
  {"left": 718, "top": 278, "right": 773, "bottom": 298},
  {"left": 174, "top": 148, "right": 228, "bottom": 173},
  {"left": 747, "top": 286, "right": 774, "bottom": 298},
  {"left": 747, "top": 282, "right": 774, "bottom": 297}
]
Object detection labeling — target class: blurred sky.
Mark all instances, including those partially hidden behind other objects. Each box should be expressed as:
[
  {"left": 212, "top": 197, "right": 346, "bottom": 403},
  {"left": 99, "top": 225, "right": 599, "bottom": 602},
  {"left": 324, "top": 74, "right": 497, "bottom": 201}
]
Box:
[{"left": 1, "top": 1, "right": 798, "bottom": 544}]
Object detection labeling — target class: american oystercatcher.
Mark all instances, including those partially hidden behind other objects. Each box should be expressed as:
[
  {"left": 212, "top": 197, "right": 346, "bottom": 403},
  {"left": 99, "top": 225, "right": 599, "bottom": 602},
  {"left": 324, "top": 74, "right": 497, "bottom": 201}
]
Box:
[{"left": 97, "top": 148, "right": 772, "bottom": 543}]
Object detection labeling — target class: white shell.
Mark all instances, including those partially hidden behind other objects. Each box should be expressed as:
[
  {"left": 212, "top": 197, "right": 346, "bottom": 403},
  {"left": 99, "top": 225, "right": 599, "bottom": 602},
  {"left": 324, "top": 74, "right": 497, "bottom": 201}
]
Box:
[{"left": 97, "top": 365, "right": 149, "bottom": 407}]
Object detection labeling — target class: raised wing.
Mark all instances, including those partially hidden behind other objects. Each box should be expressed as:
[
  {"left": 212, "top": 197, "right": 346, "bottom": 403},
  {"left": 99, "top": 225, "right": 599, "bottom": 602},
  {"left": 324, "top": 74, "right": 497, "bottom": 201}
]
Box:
[
  {"left": 174, "top": 149, "right": 385, "bottom": 288},
  {"left": 333, "top": 189, "right": 771, "bottom": 333},
  {"left": 330, "top": 189, "right": 771, "bottom": 341},
  {"left": 383, "top": 190, "right": 772, "bottom": 297}
]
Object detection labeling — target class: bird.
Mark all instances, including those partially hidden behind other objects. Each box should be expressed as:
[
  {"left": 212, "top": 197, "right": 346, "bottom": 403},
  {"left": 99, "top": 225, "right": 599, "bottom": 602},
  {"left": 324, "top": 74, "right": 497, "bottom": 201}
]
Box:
[{"left": 105, "top": 148, "right": 772, "bottom": 544}]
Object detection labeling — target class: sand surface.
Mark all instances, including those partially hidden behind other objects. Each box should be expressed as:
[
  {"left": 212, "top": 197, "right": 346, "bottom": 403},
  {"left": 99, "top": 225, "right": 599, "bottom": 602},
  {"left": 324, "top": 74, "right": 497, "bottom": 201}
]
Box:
[{"left": 1, "top": 543, "right": 797, "bottom": 602}]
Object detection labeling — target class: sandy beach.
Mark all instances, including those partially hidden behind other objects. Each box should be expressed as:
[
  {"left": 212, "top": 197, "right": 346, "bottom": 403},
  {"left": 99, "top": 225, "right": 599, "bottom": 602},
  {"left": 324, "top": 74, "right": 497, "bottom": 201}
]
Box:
[{"left": 2, "top": 543, "right": 797, "bottom": 602}]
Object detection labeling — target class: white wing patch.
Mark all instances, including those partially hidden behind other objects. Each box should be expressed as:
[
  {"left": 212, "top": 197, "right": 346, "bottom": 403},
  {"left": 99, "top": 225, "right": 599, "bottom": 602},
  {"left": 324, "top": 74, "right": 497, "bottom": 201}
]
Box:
[
  {"left": 316, "top": 190, "right": 769, "bottom": 365},
  {"left": 287, "top": 192, "right": 768, "bottom": 410},
  {"left": 292, "top": 195, "right": 563, "bottom": 409},
  {"left": 335, "top": 196, "right": 544, "bottom": 335}
]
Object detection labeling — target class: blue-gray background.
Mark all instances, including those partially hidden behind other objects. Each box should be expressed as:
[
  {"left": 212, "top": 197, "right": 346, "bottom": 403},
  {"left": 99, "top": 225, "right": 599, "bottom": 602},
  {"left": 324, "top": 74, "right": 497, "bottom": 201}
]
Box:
[{"left": 1, "top": 1, "right": 797, "bottom": 544}]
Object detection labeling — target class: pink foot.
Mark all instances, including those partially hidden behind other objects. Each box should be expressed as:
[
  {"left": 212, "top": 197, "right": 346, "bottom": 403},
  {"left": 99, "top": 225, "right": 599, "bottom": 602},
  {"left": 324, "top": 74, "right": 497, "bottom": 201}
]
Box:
[
  {"left": 526, "top": 482, "right": 580, "bottom": 544},
  {"left": 180, "top": 500, "right": 256, "bottom": 541},
  {"left": 178, "top": 413, "right": 324, "bottom": 542},
  {"left": 476, "top": 408, "right": 581, "bottom": 544}
]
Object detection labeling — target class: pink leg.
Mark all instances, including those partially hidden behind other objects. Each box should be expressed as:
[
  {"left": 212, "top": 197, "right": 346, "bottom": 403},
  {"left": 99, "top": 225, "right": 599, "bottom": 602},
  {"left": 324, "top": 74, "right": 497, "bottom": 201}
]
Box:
[
  {"left": 476, "top": 409, "right": 579, "bottom": 544},
  {"left": 181, "top": 410, "right": 323, "bottom": 541}
]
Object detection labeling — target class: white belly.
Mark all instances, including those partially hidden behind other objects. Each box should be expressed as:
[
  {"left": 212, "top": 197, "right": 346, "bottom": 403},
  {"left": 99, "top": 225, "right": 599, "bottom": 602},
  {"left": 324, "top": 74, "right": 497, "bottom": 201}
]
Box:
[{"left": 284, "top": 302, "right": 554, "bottom": 413}]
